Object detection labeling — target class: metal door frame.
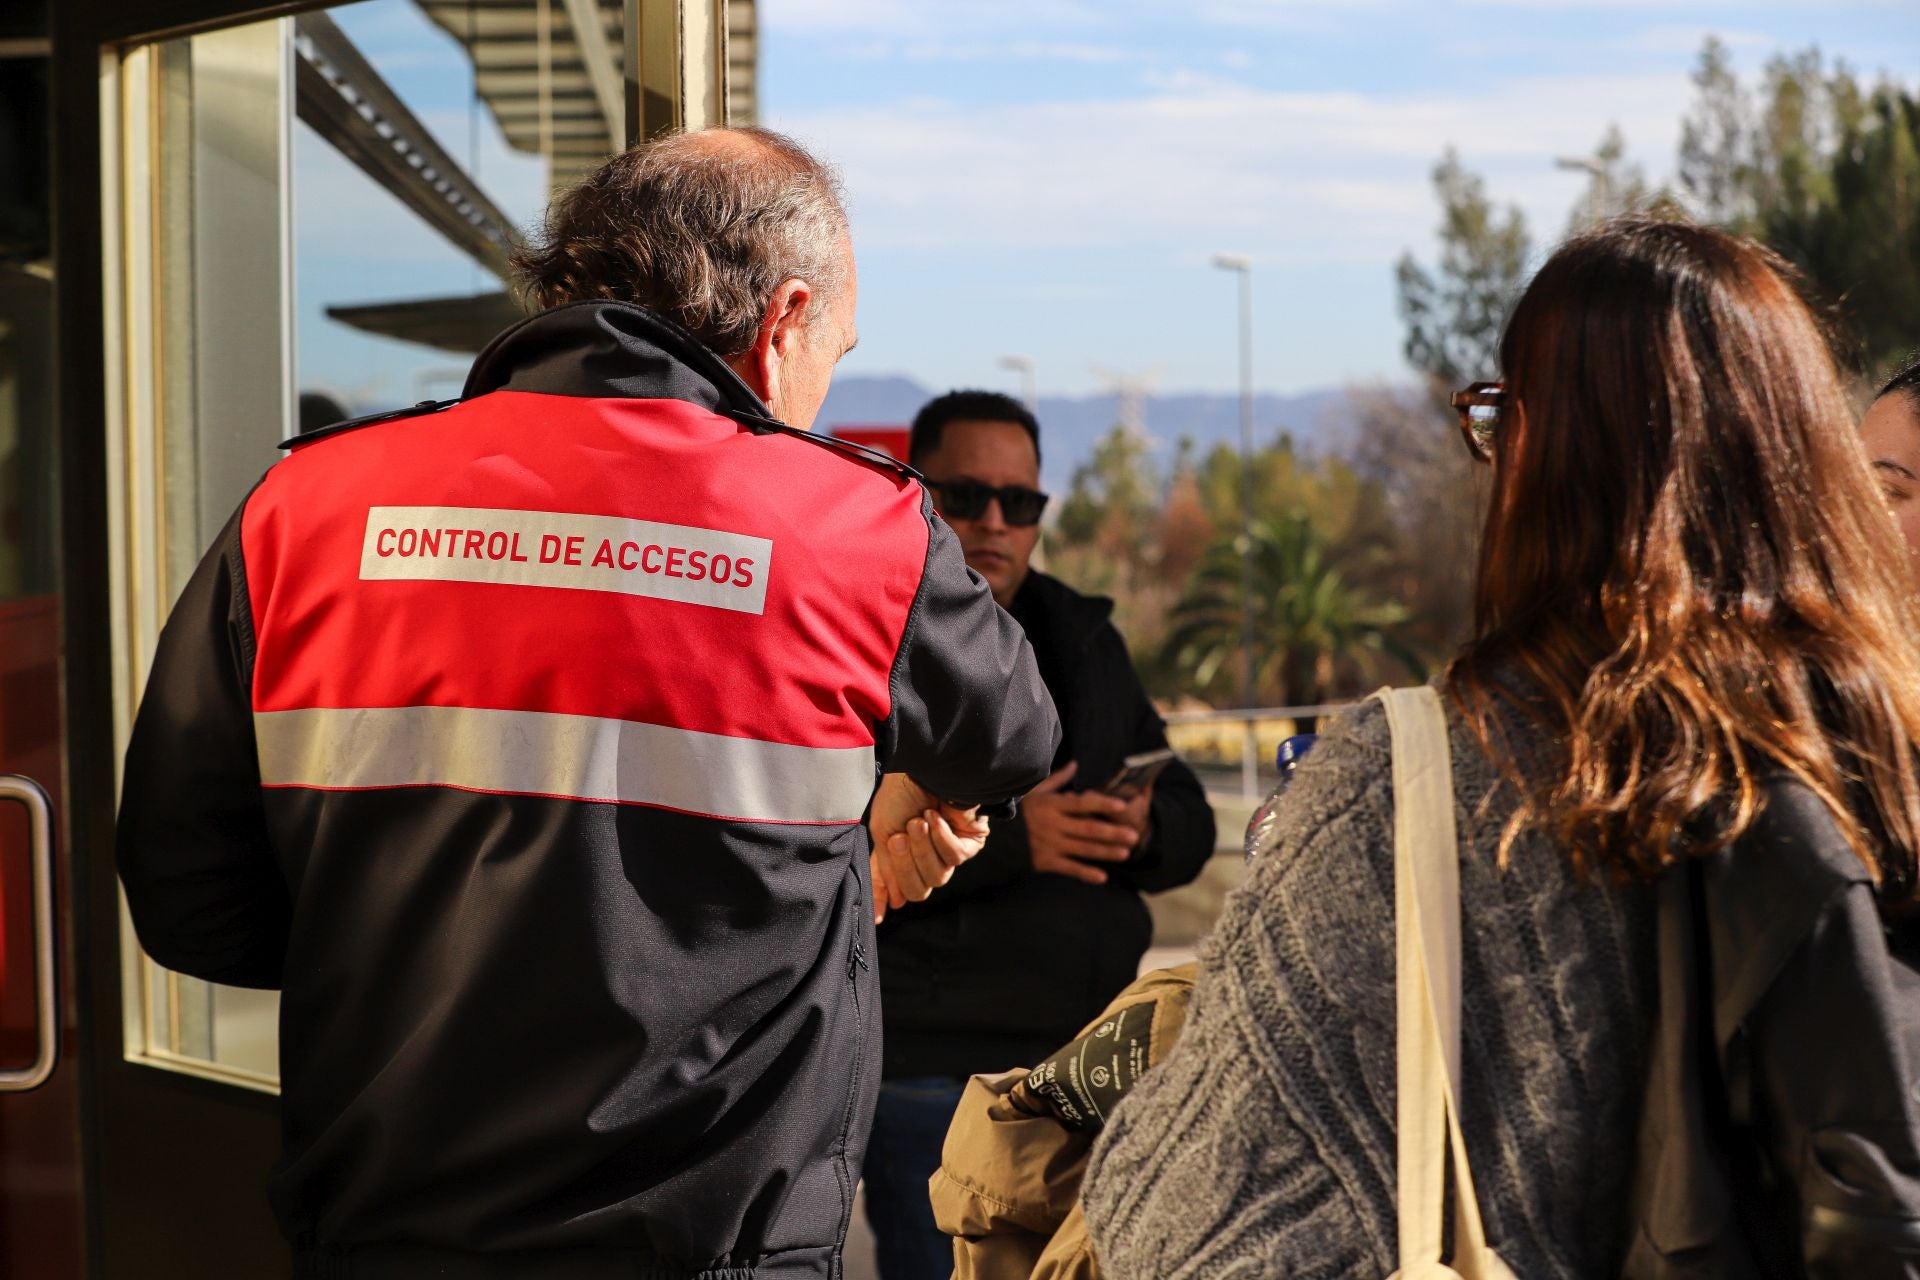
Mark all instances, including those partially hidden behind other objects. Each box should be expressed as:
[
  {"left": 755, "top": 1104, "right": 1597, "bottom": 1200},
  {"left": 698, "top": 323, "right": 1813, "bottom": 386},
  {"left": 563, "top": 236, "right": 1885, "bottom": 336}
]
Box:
[
  {"left": 51, "top": 3, "right": 326, "bottom": 1275},
  {"left": 50, "top": 2, "right": 725, "bottom": 1270}
]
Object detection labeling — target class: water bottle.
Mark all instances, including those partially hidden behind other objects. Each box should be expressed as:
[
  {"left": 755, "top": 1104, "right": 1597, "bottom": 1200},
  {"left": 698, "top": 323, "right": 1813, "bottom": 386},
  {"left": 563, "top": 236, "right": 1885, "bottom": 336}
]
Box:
[{"left": 1243, "top": 733, "right": 1319, "bottom": 864}]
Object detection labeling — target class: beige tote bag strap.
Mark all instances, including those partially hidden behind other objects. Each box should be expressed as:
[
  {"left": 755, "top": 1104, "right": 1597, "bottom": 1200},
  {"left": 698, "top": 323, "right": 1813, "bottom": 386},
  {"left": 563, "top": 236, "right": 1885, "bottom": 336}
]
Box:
[{"left": 1378, "top": 687, "right": 1515, "bottom": 1280}]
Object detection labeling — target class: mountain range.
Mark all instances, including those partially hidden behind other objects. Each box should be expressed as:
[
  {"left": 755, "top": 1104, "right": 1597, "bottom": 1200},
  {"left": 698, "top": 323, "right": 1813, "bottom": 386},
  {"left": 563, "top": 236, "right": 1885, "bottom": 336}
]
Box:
[{"left": 819, "top": 375, "right": 1367, "bottom": 494}]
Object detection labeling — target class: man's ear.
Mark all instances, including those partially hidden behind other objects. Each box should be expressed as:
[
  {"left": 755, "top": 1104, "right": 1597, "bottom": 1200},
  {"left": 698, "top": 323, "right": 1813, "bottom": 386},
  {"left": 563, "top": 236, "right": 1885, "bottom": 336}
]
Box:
[
  {"left": 728, "top": 278, "right": 813, "bottom": 414},
  {"left": 764, "top": 277, "right": 813, "bottom": 358}
]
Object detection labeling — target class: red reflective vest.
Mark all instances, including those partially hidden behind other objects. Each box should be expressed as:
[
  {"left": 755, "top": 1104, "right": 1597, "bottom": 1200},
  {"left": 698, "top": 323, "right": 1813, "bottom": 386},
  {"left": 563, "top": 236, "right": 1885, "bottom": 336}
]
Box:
[{"left": 116, "top": 302, "right": 1059, "bottom": 1278}]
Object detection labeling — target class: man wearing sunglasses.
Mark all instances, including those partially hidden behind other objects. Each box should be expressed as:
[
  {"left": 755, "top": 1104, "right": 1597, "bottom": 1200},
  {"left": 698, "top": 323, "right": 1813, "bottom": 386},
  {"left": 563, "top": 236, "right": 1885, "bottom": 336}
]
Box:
[{"left": 860, "top": 390, "right": 1217, "bottom": 1278}]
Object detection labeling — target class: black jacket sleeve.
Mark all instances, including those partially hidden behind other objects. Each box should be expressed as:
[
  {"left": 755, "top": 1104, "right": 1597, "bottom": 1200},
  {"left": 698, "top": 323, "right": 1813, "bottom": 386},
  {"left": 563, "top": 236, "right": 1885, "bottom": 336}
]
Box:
[
  {"left": 1628, "top": 780, "right": 1920, "bottom": 1276},
  {"left": 1742, "top": 883, "right": 1920, "bottom": 1274},
  {"left": 881, "top": 494, "right": 1060, "bottom": 811},
  {"left": 898, "top": 620, "right": 1214, "bottom": 906},
  {"left": 116, "top": 500, "right": 290, "bottom": 990}
]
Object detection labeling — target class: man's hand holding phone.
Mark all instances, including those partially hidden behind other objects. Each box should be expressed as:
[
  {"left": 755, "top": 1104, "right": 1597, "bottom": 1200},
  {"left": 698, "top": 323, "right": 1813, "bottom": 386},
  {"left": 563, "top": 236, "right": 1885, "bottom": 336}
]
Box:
[{"left": 1024, "top": 762, "right": 1145, "bottom": 886}]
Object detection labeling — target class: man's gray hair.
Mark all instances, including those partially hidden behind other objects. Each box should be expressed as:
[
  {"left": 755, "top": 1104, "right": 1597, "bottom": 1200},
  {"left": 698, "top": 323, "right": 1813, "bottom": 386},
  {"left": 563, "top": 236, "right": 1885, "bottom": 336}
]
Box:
[{"left": 513, "top": 128, "right": 849, "bottom": 358}]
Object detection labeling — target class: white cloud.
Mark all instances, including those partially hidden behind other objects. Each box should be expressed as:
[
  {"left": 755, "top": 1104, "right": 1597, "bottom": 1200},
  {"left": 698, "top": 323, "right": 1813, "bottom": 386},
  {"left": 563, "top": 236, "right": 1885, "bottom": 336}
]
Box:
[
  {"left": 1137, "top": 66, "right": 1251, "bottom": 94},
  {"left": 874, "top": 40, "right": 1138, "bottom": 64},
  {"left": 1460, "top": 0, "right": 1830, "bottom": 8},
  {"left": 767, "top": 0, "right": 1105, "bottom": 35},
  {"left": 766, "top": 0, "right": 1393, "bottom": 38},
  {"left": 1620, "top": 23, "right": 1775, "bottom": 54},
  {"left": 1433, "top": 23, "right": 1774, "bottom": 59},
  {"left": 1186, "top": 0, "right": 1399, "bottom": 30},
  {"left": 775, "top": 67, "right": 1693, "bottom": 266}
]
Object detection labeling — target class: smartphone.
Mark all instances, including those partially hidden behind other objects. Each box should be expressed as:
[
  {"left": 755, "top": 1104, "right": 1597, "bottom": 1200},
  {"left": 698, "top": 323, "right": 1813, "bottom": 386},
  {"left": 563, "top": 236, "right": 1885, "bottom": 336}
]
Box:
[{"left": 1103, "top": 748, "right": 1177, "bottom": 799}]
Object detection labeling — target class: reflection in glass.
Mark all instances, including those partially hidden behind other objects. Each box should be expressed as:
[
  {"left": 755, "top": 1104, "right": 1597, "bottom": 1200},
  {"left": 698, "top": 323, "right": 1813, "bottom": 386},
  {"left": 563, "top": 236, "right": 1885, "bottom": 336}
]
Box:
[{"left": 112, "top": 0, "right": 638, "bottom": 1091}]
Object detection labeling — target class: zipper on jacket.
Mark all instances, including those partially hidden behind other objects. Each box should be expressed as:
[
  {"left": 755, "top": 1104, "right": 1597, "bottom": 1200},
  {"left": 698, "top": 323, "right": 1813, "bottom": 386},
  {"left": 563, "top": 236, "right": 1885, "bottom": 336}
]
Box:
[{"left": 848, "top": 939, "right": 869, "bottom": 980}]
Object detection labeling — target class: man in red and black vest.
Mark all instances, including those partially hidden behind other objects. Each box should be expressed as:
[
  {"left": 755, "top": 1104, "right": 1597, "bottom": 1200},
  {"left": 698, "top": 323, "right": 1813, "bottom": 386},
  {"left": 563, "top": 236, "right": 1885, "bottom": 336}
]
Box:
[{"left": 116, "top": 129, "right": 1059, "bottom": 1280}]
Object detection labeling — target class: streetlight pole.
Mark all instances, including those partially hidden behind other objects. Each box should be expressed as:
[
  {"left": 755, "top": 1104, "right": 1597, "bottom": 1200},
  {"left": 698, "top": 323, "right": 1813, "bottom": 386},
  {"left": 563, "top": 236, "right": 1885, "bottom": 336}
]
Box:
[
  {"left": 1212, "top": 253, "right": 1259, "bottom": 798},
  {"left": 999, "top": 355, "right": 1037, "bottom": 412},
  {"left": 1556, "top": 154, "right": 1607, "bottom": 229}
]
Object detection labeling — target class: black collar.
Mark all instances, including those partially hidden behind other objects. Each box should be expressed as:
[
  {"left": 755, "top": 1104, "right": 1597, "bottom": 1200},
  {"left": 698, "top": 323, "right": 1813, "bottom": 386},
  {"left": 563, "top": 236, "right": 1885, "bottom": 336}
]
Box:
[
  {"left": 1013, "top": 571, "right": 1115, "bottom": 654},
  {"left": 291, "top": 299, "right": 919, "bottom": 478},
  {"left": 462, "top": 299, "right": 773, "bottom": 416}
]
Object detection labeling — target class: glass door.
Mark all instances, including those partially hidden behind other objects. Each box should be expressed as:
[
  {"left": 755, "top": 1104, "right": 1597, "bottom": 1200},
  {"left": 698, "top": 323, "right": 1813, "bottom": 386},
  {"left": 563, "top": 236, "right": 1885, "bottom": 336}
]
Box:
[
  {"left": 106, "top": 0, "right": 618, "bottom": 1096},
  {"left": 91, "top": 18, "right": 305, "bottom": 1276},
  {"left": 87, "top": 2, "right": 640, "bottom": 1273},
  {"left": 0, "top": 38, "right": 86, "bottom": 1276}
]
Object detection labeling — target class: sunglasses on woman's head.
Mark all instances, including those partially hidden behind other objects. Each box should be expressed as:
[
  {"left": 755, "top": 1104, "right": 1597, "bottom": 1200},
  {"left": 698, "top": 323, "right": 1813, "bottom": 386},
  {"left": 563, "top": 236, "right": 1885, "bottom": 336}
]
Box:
[
  {"left": 928, "top": 479, "right": 1051, "bottom": 527},
  {"left": 1449, "top": 381, "right": 1504, "bottom": 464}
]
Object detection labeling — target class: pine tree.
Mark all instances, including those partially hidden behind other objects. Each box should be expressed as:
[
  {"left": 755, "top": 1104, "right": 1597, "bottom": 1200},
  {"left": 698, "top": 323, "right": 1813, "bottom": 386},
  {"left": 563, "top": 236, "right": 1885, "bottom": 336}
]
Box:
[
  {"left": 1393, "top": 150, "right": 1532, "bottom": 390},
  {"left": 1679, "top": 36, "right": 1752, "bottom": 224}
]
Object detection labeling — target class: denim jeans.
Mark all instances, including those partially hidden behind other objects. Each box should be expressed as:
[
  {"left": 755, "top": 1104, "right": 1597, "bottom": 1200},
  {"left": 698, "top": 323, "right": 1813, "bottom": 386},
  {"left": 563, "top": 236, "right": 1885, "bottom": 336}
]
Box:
[{"left": 860, "top": 1076, "right": 968, "bottom": 1280}]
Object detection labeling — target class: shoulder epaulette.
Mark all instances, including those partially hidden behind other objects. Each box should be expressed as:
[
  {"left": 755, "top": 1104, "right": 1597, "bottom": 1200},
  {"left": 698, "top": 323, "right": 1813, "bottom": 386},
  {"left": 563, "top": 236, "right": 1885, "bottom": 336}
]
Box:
[{"left": 279, "top": 398, "right": 461, "bottom": 450}]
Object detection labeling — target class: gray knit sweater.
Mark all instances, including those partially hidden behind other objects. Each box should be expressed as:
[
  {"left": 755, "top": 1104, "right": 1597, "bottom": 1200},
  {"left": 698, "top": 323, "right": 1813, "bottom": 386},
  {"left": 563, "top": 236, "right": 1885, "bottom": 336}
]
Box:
[{"left": 1082, "top": 691, "right": 1659, "bottom": 1277}]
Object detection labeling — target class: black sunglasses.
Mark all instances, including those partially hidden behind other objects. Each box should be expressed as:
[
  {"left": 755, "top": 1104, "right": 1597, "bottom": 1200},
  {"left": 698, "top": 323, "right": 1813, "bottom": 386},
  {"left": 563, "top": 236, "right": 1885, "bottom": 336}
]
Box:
[
  {"left": 1449, "top": 381, "right": 1504, "bottom": 464},
  {"left": 928, "top": 479, "right": 1051, "bottom": 527}
]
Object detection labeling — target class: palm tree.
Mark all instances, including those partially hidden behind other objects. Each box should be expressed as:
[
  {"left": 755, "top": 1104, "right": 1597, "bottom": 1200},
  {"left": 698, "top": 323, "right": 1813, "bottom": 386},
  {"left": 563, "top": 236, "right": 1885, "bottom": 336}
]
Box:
[{"left": 1163, "top": 511, "right": 1421, "bottom": 709}]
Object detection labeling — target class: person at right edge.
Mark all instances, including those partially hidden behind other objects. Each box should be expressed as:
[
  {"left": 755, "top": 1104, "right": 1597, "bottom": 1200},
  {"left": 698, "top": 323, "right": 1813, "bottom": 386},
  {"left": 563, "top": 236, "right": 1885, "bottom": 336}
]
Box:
[
  {"left": 862, "top": 391, "right": 1215, "bottom": 1279},
  {"left": 1085, "top": 219, "right": 1920, "bottom": 1275},
  {"left": 1860, "top": 352, "right": 1920, "bottom": 579}
]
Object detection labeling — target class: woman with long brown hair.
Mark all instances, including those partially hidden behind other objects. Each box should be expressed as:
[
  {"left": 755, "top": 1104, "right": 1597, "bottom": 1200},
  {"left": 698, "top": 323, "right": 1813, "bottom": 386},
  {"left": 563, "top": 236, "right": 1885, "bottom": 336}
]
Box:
[{"left": 1080, "top": 218, "right": 1920, "bottom": 1276}]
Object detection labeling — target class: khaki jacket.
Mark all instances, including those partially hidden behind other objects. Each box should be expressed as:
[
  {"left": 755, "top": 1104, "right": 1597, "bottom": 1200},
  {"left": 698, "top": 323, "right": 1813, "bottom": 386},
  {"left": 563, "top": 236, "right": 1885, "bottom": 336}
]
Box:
[{"left": 928, "top": 965, "right": 1198, "bottom": 1280}]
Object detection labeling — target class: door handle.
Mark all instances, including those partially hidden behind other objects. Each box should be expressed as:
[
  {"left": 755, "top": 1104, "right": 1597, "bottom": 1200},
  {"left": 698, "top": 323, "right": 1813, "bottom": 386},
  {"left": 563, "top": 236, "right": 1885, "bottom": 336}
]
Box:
[{"left": 0, "top": 775, "right": 55, "bottom": 1092}]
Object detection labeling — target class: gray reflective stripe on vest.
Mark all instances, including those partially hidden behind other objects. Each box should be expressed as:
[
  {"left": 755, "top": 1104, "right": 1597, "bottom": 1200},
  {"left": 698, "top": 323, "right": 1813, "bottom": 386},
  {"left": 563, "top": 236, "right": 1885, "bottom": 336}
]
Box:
[{"left": 254, "top": 706, "right": 877, "bottom": 824}]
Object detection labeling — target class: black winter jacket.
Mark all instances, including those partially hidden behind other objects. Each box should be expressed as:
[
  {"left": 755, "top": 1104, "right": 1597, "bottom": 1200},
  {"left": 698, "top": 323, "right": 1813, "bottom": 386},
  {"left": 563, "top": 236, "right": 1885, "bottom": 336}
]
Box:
[
  {"left": 1628, "top": 777, "right": 1920, "bottom": 1276},
  {"left": 114, "top": 302, "right": 1060, "bottom": 1279},
  {"left": 876, "top": 570, "right": 1216, "bottom": 1079}
]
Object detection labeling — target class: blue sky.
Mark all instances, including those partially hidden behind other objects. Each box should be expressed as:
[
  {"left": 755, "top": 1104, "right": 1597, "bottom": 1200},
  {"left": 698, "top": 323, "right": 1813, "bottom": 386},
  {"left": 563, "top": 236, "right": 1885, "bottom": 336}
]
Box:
[
  {"left": 295, "top": 0, "right": 1919, "bottom": 408},
  {"left": 757, "top": 0, "right": 1918, "bottom": 396}
]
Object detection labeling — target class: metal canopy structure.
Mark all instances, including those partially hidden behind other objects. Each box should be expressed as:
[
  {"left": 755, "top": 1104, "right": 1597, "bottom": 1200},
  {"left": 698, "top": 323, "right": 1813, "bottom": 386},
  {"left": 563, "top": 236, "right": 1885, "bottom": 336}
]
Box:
[
  {"left": 307, "top": 0, "right": 760, "bottom": 354},
  {"left": 417, "top": 0, "right": 758, "bottom": 193},
  {"left": 294, "top": 9, "right": 521, "bottom": 281},
  {"left": 324, "top": 291, "right": 528, "bottom": 355},
  {"left": 418, "top": 0, "right": 624, "bottom": 191},
  {"left": 725, "top": 3, "right": 758, "bottom": 126}
]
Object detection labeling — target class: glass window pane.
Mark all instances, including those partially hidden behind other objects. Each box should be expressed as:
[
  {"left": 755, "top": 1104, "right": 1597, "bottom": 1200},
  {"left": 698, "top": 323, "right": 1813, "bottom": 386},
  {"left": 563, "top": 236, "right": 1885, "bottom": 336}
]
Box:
[{"left": 111, "top": 0, "right": 631, "bottom": 1091}]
